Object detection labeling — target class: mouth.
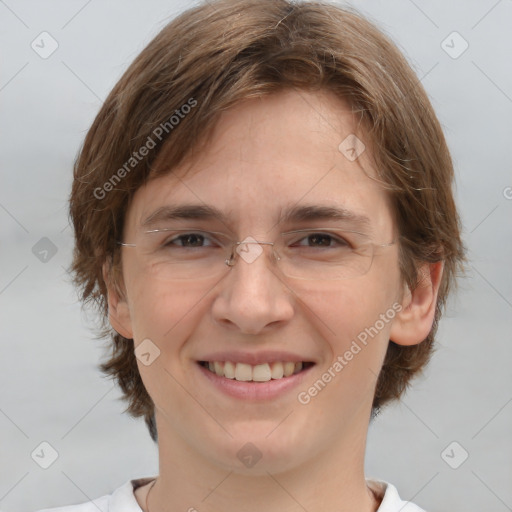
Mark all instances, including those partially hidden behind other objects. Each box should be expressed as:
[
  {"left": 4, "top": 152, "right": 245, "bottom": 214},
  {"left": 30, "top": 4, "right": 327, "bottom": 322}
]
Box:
[{"left": 197, "top": 360, "right": 315, "bottom": 382}]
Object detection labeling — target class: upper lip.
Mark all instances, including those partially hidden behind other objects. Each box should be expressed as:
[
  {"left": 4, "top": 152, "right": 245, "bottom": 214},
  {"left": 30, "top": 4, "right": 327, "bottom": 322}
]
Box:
[{"left": 197, "top": 351, "right": 316, "bottom": 366}]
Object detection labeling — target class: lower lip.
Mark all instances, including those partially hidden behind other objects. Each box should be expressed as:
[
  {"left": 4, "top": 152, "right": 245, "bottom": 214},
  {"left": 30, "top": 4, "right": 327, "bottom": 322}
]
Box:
[{"left": 196, "top": 362, "right": 315, "bottom": 401}]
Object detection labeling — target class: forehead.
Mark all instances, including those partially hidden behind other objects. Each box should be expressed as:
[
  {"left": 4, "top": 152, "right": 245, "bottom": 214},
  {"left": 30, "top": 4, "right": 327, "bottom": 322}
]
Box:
[{"left": 126, "top": 89, "right": 394, "bottom": 236}]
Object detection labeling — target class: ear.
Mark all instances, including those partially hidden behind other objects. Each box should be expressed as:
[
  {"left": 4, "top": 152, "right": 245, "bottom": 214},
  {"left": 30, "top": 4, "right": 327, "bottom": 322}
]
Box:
[
  {"left": 390, "top": 261, "right": 444, "bottom": 346},
  {"left": 103, "top": 260, "right": 133, "bottom": 339}
]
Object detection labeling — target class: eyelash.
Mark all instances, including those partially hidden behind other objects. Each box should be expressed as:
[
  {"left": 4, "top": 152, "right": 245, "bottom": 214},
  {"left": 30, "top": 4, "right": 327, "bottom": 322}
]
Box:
[{"left": 160, "top": 231, "right": 351, "bottom": 249}]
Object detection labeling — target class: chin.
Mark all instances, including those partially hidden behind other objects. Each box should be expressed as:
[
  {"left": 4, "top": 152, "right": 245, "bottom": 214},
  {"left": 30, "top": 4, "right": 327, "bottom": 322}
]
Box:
[{"left": 201, "top": 428, "right": 310, "bottom": 475}]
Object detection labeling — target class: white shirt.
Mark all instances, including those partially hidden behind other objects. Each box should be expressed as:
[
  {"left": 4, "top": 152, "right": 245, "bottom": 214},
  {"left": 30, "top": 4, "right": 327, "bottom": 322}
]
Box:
[{"left": 34, "top": 477, "right": 426, "bottom": 512}]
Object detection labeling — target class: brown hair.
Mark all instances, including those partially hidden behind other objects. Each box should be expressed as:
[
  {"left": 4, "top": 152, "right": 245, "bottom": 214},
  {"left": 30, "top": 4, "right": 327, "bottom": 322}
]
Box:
[{"left": 69, "top": 0, "right": 465, "bottom": 443}]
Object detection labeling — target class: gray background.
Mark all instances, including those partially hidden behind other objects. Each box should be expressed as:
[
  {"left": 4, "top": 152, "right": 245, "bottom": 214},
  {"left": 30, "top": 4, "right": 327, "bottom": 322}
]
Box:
[{"left": 1, "top": 0, "right": 511, "bottom": 511}]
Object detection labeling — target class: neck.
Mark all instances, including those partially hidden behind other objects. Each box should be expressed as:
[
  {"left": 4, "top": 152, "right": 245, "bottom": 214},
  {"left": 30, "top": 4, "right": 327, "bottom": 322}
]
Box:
[{"left": 146, "top": 410, "right": 381, "bottom": 512}]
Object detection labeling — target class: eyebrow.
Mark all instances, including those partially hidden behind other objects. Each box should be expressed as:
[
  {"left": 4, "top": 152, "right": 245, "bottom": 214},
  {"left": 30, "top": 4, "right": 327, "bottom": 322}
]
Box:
[{"left": 141, "top": 203, "right": 372, "bottom": 231}]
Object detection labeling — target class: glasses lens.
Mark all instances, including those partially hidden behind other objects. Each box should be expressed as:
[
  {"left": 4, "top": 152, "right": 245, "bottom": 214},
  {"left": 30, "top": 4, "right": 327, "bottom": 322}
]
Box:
[
  {"left": 275, "top": 230, "right": 374, "bottom": 280},
  {"left": 134, "top": 229, "right": 232, "bottom": 281},
  {"left": 129, "top": 228, "right": 375, "bottom": 281}
]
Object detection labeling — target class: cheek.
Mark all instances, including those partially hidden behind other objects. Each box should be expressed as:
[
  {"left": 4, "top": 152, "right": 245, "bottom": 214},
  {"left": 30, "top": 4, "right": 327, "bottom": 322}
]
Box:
[
  {"left": 298, "top": 281, "right": 399, "bottom": 421},
  {"left": 301, "top": 267, "right": 401, "bottom": 379},
  {"left": 307, "top": 272, "right": 399, "bottom": 337},
  {"left": 124, "top": 272, "right": 211, "bottom": 345}
]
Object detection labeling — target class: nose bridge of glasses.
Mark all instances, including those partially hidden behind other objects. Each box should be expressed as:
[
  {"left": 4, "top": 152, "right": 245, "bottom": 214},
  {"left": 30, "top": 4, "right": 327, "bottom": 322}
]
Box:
[{"left": 227, "top": 237, "right": 280, "bottom": 268}]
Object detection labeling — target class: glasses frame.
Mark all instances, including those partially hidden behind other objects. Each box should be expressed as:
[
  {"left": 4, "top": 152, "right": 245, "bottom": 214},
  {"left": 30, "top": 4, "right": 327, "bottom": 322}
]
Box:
[{"left": 117, "top": 227, "right": 396, "bottom": 280}]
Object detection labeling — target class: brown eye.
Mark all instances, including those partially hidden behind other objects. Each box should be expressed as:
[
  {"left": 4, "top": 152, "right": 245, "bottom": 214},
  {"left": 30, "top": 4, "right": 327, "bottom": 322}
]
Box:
[
  {"left": 307, "top": 234, "right": 335, "bottom": 247},
  {"left": 167, "top": 233, "right": 208, "bottom": 247},
  {"left": 159, "top": 231, "right": 228, "bottom": 249},
  {"left": 294, "top": 232, "right": 350, "bottom": 248}
]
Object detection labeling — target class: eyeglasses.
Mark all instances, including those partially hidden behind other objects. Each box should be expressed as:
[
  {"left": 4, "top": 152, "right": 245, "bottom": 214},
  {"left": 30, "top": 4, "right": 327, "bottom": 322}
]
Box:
[{"left": 117, "top": 227, "right": 395, "bottom": 281}]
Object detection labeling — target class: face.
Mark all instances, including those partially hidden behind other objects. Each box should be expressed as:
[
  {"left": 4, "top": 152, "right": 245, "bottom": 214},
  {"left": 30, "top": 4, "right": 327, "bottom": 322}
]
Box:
[{"left": 110, "top": 89, "right": 409, "bottom": 474}]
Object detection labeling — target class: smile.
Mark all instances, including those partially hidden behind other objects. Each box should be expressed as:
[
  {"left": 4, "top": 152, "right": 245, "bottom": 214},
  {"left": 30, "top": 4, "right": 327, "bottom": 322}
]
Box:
[{"left": 198, "top": 360, "right": 315, "bottom": 382}]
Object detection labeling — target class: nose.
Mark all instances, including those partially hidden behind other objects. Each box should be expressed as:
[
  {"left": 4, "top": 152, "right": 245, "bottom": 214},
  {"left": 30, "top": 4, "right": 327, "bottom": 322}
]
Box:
[{"left": 211, "top": 241, "right": 294, "bottom": 334}]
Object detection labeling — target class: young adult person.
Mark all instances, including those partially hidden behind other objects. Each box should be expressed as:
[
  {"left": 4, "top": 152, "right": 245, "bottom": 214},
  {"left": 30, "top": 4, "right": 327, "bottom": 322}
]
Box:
[{"left": 38, "top": 1, "right": 465, "bottom": 510}]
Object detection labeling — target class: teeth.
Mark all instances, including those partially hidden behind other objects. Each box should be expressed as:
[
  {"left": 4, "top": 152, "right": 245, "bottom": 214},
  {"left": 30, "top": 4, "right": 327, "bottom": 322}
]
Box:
[
  {"left": 235, "top": 363, "right": 252, "bottom": 381},
  {"left": 214, "top": 361, "right": 224, "bottom": 376},
  {"left": 224, "top": 361, "right": 236, "bottom": 379},
  {"left": 253, "top": 363, "right": 272, "bottom": 382},
  {"left": 283, "top": 362, "right": 295, "bottom": 377},
  {"left": 202, "top": 361, "right": 309, "bottom": 382},
  {"left": 270, "top": 362, "right": 284, "bottom": 379}
]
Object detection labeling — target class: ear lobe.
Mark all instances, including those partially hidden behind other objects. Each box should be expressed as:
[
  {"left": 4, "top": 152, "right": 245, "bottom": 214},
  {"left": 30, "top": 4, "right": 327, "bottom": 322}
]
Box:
[
  {"left": 390, "top": 261, "right": 444, "bottom": 346},
  {"left": 102, "top": 261, "right": 133, "bottom": 339}
]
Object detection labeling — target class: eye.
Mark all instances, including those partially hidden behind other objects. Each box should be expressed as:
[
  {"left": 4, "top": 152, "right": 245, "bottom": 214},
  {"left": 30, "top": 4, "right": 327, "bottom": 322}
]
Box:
[
  {"left": 162, "top": 232, "right": 218, "bottom": 248},
  {"left": 292, "top": 232, "right": 351, "bottom": 249}
]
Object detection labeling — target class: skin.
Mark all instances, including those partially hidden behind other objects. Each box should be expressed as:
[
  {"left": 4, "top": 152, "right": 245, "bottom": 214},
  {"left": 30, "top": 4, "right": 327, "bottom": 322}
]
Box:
[{"left": 106, "top": 89, "right": 443, "bottom": 512}]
